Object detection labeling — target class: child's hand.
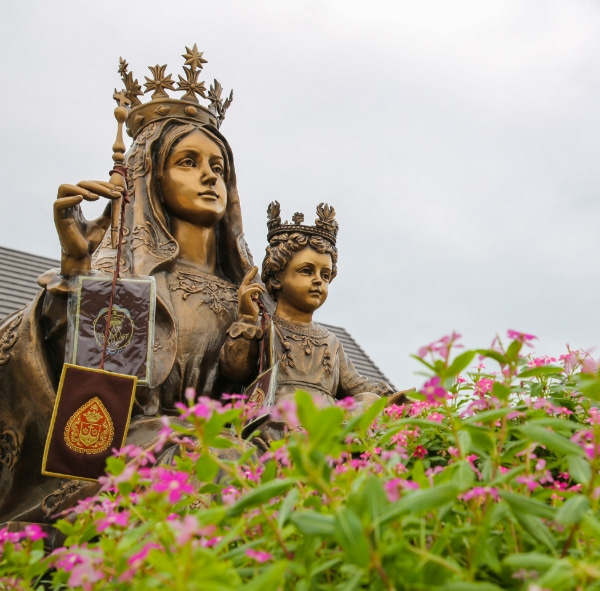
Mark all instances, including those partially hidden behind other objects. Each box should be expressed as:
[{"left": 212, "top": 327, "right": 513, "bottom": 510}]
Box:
[{"left": 238, "top": 267, "right": 266, "bottom": 324}]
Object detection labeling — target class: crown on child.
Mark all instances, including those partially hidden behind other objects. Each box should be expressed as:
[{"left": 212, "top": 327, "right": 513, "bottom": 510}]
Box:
[
  {"left": 266, "top": 201, "right": 339, "bottom": 245},
  {"left": 115, "top": 44, "right": 233, "bottom": 139}
]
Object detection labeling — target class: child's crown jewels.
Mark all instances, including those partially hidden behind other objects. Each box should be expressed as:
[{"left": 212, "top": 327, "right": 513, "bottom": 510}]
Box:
[
  {"left": 266, "top": 201, "right": 339, "bottom": 245},
  {"left": 116, "top": 44, "right": 233, "bottom": 139}
]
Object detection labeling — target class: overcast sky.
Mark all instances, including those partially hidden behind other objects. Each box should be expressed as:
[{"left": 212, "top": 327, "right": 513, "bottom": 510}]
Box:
[{"left": 1, "top": 0, "right": 600, "bottom": 388}]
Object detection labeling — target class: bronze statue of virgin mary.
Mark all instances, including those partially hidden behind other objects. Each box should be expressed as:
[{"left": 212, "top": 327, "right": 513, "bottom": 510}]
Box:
[{"left": 0, "top": 45, "right": 257, "bottom": 523}]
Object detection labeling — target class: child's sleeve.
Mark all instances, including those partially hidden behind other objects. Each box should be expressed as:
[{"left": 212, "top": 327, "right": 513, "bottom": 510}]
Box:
[
  {"left": 219, "top": 320, "right": 263, "bottom": 383},
  {"left": 337, "top": 342, "right": 395, "bottom": 400}
]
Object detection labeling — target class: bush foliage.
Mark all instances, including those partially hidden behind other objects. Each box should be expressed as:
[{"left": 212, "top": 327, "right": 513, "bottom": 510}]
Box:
[{"left": 3, "top": 330, "right": 600, "bottom": 590}]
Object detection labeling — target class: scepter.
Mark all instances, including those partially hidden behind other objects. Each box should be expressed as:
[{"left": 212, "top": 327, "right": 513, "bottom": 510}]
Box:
[{"left": 109, "top": 90, "right": 130, "bottom": 248}]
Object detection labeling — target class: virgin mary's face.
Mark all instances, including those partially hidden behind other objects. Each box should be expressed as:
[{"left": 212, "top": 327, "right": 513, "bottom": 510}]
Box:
[{"left": 161, "top": 130, "right": 227, "bottom": 227}]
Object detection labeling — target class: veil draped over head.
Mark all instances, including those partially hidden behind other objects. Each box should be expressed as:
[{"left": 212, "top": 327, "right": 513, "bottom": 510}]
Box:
[
  {"left": 94, "top": 118, "right": 254, "bottom": 284},
  {"left": 89, "top": 117, "right": 257, "bottom": 414}
]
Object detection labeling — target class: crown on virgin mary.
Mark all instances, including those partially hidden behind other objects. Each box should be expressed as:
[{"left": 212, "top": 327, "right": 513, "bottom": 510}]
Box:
[
  {"left": 116, "top": 44, "right": 233, "bottom": 139},
  {"left": 267, "top": 201, "right": 339, "bottom": 246}
]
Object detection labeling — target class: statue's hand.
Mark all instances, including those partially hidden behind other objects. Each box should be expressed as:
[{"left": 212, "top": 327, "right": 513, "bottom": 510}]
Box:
[
  {"left": 54, "top": 181, "right": 124, "bottom": 277},
  {"left": 238, "top": 266, "right": 266, "bottom": 324}
]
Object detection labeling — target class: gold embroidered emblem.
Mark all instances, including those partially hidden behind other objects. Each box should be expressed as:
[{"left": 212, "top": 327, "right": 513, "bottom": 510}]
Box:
[
  {"left": 64, "top": 397, "right": 114, "bottom": 454},
  {"left": 248, "top": 387, "right": 265, "bottom": 408},
  {"left": 93, "top": 305, "right": 134, "bottom": 353}
]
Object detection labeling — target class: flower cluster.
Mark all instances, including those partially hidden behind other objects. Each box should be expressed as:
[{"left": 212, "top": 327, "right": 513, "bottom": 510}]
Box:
[{"left": 2, "top": 332, "right": 600, "bottom": 590}]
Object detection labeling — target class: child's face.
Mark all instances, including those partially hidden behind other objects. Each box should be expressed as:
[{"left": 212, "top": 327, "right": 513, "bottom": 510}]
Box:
[{"left": 277, "top": 247, "right": 333, "bottom": 314}]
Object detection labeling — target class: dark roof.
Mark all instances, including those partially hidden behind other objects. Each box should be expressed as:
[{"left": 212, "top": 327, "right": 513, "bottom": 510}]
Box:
[
  {"left": 0, "top": 246, "right": 58, "bottom": 319},
  {"left": 0, "top": 245, "right": 393, "bottom": 387}
]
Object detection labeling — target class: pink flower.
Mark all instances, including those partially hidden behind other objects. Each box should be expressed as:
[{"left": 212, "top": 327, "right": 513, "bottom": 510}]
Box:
[
  {"left": 271, "top": 399, "right": 300, "bottom": 430},
  {"left": 128, "top": 542, "right": 161, "bottom": 570},
  {"left": 222, "top": 485, "right": 241, "bottom": 506},
  {"left": 425, "top": 466, "right": 444, "bottom": 485},
  {"left": 96, "top": 510, "right": 130, "bottom": 532},
  {"left": 23, "top": 523, "right": 47, "bottom": 541},
  {"left": 243, "top": 465, "right": 264, "bottom": 483},
  {"left": 417, "top": 332, "right": 462, "bottom": 360},
  {"left": 473, "top": 378, "right": 494, "bottom": 398},
  {"left": 69, "top": 563, "right": 104, "bottom": 591},
  {"left": 152, "top": 468, "right": 194, "bottom": 503},
  {"left": 447, "top": 446, "right": 459, "bottom": 457},
  {"left": 384, "top": 478, "right": 419, "bottom": 502},
  {"left": 460, "top": 486, "right": 499, "bottom": 503},
  {"left": 52, "top": 550, "right": 85, "bottom": 572},
  {"left": 571, "top": 430, "right": 600, "bottom": 460},
  {"left": 413, "top": 445, "right": 427, "bottom": 459},
  {"left": 507, "top": 330, "right": 537, "bottom": 345},
  {"left": 246, "top": 548, "right": 273, "bottom": 563},
  {"left": 581, "top": 357, "right": 599, "bottom": 374},
  {"left": 516, "top": 475, "right": 539, "bottom": 492},
  {"left": 421, "top": 376, "right": 447, "bottom": 403},
  {"left": 384, "top": 404, "right": 406, "bottom": 419},
  {"left": 0, "top": 527, "right": 22, "bottom": 545},
  {"left": 427, "top": 411, "right": 444, "bottom": 423},
  {"left": 337, "top": 397, "right": 357, "bottom": 411},
  {"left": 170, "top": 514, "right": 202, "bottom": 545},
  {"left": 466, "top": 455, "right": 482, "bottom": 479}
]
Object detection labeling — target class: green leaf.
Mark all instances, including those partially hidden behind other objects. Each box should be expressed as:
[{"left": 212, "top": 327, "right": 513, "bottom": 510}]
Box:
[
  {"left": 492, "top": 382, "right": 511, "bottom": 401},
  {"left": 456, "top": 429, "right": 473, "bottom": 456},
  {"left": 503, "top": 552, "right": 556, "bottom": 570},
  {"left": 499, "top": 490, "right": 556, "bottom": 520},
  {"left": 240, "top": 562, "right": 287, "bottom": 591},
  {"left": 377, "top": 483, "right": 459, "bottom": 526},
  {"left": 195, "top": 453, "right": 220, "bottom": 483},
  {"left": 576, "top": 374, "right": 600, "bottom": 401},
  {"left": 290, "top": 511, "right": 335, "bottom": 536},
  {"left": 516, "top": 425, "right": 583, "bottom": 456},
  {"left": 567, "top": 454, "right": 591, "bottom": 486},
  {"left": 462, "top": 424, "right": 495, "bottom": 453},
  {"left": 518, "top": 365, "right": 564, "bottom": 378},
  {"left": 446, "top": 350, "right": 476, "bottom": 378},
  {"left": 464, "top": 407, "right": 512, "bottom": 425},
  {"left": 105, "top": 456, "right": 126, "bottom": 476},
  {"left": 410, "top": 353, "right": 436, "bottom": 372},
  {"left": 439, "top": 583, "right": 505, "bottom": 591},
  {"left": 361, "top": 475, "right": 389, "bottom": 524},
  {"left": 333, "top": 508, "right": 370, "bottom": 567},
  {"left": 357, "top": 396, "right": 386, "bottom": 433},
  {"left": 294, "top": 390, "right": 318, "bottom": 428},
  {"left": 555, "top": 495, "right": 590, "bottom": 526},
  {"left": 451, "top": 460, "right": 475, "bottom": 491},
  {"left": 277, "top": 487, "right": 299, "bottom": 530},
  {"left": 506, "top": 340, "right": 522, "bottom": 363},
  {"left": 537, "top": 560, "right": 575, "bottom": 589},
  {"left": 582, "top": 514, "right": 600, "bottom": 537},
  {"left": 226, "top": 478, "right": 296, "bottom": 517},
  {"left": 307, "top": 406, "right": 345, "bottom": 447},
  {"left": 489, "top": 464, "right": 526, "bottom": 487},
  {"left": 526, "top": 417, "right": 581, "bottom": 432},
  {"left": 513, "top": 513, "right": 556, "bottom": 551},
  {"left": 475, "top": 348, "right": 507, "bottom": 365}
]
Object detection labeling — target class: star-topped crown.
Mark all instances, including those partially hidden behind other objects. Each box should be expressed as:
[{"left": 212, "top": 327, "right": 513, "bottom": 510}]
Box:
[
  {"left": 267, "top": 201, "right": 339, "bottom": 246},
  {"left": 116, "top": 44, "right": 233, "bottom": 139}
]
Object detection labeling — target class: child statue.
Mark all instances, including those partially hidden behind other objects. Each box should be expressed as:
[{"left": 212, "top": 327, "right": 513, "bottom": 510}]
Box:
[{"left": 220, "top": 201, "right": 403, "bottom": 445}]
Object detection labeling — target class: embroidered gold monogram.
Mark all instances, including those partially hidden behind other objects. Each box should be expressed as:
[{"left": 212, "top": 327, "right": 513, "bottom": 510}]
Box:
[
  {"left": 64, "top": 397, "right": 115, "bottom": 454},
  {"left": 248, "top": 387, "right": 266, "bottom": 408},
  {"left": 92, "top": 305, "right": 134, "bottom": 353}
]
